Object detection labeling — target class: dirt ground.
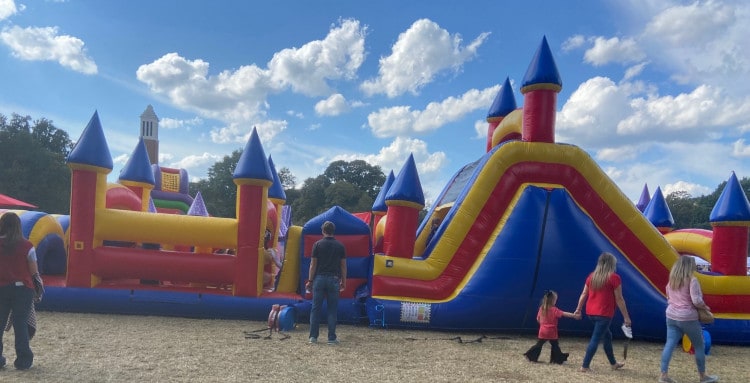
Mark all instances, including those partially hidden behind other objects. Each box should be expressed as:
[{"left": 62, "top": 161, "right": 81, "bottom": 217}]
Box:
[{"left": 0, "top": 311, "right": 747, "bottom": 382}]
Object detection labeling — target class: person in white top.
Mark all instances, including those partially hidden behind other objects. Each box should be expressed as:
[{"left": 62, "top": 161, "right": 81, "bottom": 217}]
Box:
[{"left": 658, "top": 255, "right": 718, "bottom": 383}]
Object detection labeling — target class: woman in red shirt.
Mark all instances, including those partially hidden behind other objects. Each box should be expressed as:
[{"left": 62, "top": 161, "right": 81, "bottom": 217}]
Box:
[
  {"left": 0, "top": 212, "right": 42, "bottom": 370},
  {"left": 574, "top": 252, "right": 632, "bottom": 372},
  {"left": 524, "top": 290, "right": 579, "bottom": 364}
]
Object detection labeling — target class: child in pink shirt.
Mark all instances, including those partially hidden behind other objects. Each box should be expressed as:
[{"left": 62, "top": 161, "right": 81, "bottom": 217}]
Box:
[{"left": 524, "top": 290, "right": 579, "bottom": 364}]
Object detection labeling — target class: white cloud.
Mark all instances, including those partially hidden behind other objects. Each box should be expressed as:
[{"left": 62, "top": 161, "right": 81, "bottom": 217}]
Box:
[
  {"left": 618, "top": 84, "right": 750, "bottom": 135},
  {"left": 0, "top": 0, "right": 18, "bottom": 20},
  {"left": 112, "top": 153, "right": 129, "bottom": 165},
  {"left": 623, "top": 62, "right": 648, "bottom": 81},
  {"left": 137, "top": 19, "right": 366, "bottom": 143},
  {"left": 474, "top": 119, "right": 487, "bottom": 139},
  {"left": 209, "top": 119, "right": 287, "bottom": 145},
  {"left": 360, "top": 19, "right": 490, "bottom": 97},
  {"left": 732, "top": 139, "right": 750, "bottom": 157},
  {"left": 556, "top": 77, "right": 633, "bottom": 145},
  {"left": 557, "top": 77, "right": 750, "bottom": 147},
  {"left": 663, "top": 181, "right": 712, "bottom": 198},
  {"left": 643, "top": 0, "right": 735, "bottom": 47},
  {"left": 286, "top": 110, "right": 304, "bottom": 119},
  {"left": 268, "top": 18, "right": 366, "bottom": 96},
  {"left": 639, "top": 1, "right": 750, "bottom": 96},
  {"left": 329, "top": 136, "right": 447, "bottom": 177},
  {"left": 367, "top": 85, "right": 499, "bottom": 138},
  {"left": 167, "top": 152, "right": 223, "bottom": 170},
  {"left": 158, "top": 153, "right": 174, "bottom": 163},
  {"left": 315, "top": 93, "right": 349, "bottom": 116},
  {"left": 583, "top": 36, "right": 646, "bottom": 66},
  {"left": 160, "top": 116, "right": 204, "bottom": 130},
  {"left": 562, "top": 34, "right": 586, "bottom": 51},
  {"left": 0, "top": 26, "right": 97, "bottom": 74},
  {"left": 596, "top": 145, "right": 642, "bottom": 162}
]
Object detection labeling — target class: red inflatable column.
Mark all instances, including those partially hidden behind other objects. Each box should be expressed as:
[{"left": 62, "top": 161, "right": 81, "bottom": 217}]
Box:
[
  {"left": 486, "top": 77, "right": 517, "bottom": 152},
  {"left": 711, "top": 225, "right": 748, "bottom": 275},
  {"left": 234, "top": 181, "right": 268, "bottom": 296},
  {"left": 520, "top": 36, "right": 562, "bottom": 143},
  {"left": 383, "top": 202, "right": 421, "bottom": 258},
  {"left": 67, "top": 167, "right": 108, "bottom": 287},
  {"left": 232, "top": 128, "right": 274, "bottom": 297},
  {"left": 66, "top": 111, "right": 113, "bottom": 288},
  {"left": 708, "top": 172, "right": 750, "bottom": 276},
  {"left": 121, "top": 181, "right": 154, "bottom": 212}
]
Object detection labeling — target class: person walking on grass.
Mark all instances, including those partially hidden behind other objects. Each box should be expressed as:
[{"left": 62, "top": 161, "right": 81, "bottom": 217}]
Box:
[
  {"left": 524, "top": 290, "right": 580, "bottom": 364},
  {"left": 658, "top": 256, "right": 718, "bottom": 383},
  {"left": 574, "top": 252, "right": 631, "bottom": 373},
  {"left": 0, "top": 212, "right": 44, "bottom": 370},
  {"left": 306, "top": 221, "right": 346, "bottom": 345}
]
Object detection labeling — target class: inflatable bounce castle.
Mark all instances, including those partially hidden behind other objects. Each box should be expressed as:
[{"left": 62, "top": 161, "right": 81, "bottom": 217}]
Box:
[{"left": 4, "top": 37, "right": 750, "bottom": 345}]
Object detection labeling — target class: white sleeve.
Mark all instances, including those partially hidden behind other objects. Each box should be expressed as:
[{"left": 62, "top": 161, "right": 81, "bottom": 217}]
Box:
[{"left": 27, "top": 247, "right": 37, "bottom": 262}]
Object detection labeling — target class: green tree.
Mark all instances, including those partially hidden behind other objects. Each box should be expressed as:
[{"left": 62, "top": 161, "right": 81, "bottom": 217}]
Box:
[
  {"left": 277, "top": 167, "right": 297, "bottom": 189},
  {"left": 323, "top": 160, "right": 385, "bottom": 200},
  {"left": 289, "top": 161, "right": 386, "bottom": 225},
  {"left": 278, "top": 166, "right": 300, "bottom": 209},
  {"left": 0, "top": 113, "right": 72, "bottom": 213},
  {"left": 291, "top": 175, "right": 330, "bottom": 225},
  {"left": 191, "top": 150, "right": 242, "bottom": 218},
  {"left": 666, "top": 190, "right": 711, "bottom": 229},
  {"left": 665, "top": 177, "right": 750, "bottom": 230}
]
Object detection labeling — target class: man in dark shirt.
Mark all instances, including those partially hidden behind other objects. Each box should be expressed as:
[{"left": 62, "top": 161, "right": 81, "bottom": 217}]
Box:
[{"left": 306, "top": 221, "right": 346, "bottom": 345}]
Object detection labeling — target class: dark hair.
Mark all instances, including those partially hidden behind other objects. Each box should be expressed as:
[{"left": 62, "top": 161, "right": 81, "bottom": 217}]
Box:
[
  {"left": 0, "top": 212, "right": 23, "bottom": 254},
  {"left": 322, "top": 221, "right": 335, "bottom": 235}
]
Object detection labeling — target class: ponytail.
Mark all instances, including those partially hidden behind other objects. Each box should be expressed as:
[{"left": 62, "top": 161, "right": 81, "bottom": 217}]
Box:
[{"left": 540, "top": 290, "right": 557, "bottom": 317}]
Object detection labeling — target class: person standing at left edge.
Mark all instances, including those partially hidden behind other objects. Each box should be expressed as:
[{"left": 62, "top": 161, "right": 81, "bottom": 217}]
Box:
[
  {"left": 0, "top": 212, "right": 44, "bottom": 370},
  {"left": 306, "top": 221, "right": 346, "bottom": 345}
]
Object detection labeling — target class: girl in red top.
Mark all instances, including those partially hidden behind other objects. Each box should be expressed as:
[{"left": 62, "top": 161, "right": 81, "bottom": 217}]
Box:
[
  {"left": 524, "top": 290, "right": 578, "bottom": 364},
  {"left": 574, "top": 252, "right": 632, "bottom": 372}
]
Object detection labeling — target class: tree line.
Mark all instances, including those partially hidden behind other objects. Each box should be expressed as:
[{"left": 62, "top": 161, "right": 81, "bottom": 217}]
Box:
[{"left": 3, "top": 111, "right": 750, "bottom": 230}]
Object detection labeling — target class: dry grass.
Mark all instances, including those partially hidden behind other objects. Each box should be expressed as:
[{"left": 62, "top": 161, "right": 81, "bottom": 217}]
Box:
[{"left": 0, "top": 311, "right": 747, "bottom": 382}]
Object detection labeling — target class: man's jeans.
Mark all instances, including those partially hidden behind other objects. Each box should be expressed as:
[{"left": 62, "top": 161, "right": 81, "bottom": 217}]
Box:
[
  {"left": 660, "top": 318, "right": 706, "bottom": 374},
  {"left": 582, "top": 315, "right": 616, "bottom": 368},
  {"left": 309, "top": 275, "right": 340, "bottom": 341}
]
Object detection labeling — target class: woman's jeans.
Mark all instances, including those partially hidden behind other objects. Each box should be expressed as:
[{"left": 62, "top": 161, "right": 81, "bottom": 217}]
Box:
[
  {"left": 582, "top": 315, "right": 616, "bottom": 368},
  {"left": 660, "top": 318, "right": 705, "bottom": 374},
  {"left": 0, "top": 285, "right": 34, "bottom": 369},
  {"left": 309, "top": 275, "right": 340, "bottom": 341}
]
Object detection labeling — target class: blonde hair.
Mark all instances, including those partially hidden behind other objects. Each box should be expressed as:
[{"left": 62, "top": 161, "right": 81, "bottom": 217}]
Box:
[
  {"left": 590, "top": 252, "right": 617, "bottom": 290},
  {"left": 669, "top": 256, "right": 697, "bottom": 290},
  {"left": 540, "top": 290, "right": 557, "bottom": 317}
]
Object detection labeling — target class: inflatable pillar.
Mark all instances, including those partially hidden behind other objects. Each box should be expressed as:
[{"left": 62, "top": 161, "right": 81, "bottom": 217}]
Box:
[
  {"left": 371, "top": 171, "right": 395, "bottom": 239},
  {"left": 232, "top": 128, "right": 274, "bottom": 296},
  {"left": 119, "top": 138, "right": 156, "bottom": 212},
  {"left": 267, "top": 155, "right": 287, "bottom": 249},
  {"left": 66, "top": 111, "right": 113, "bottom": 287},
  {"left": 709, "top": 172, "right": 750, "bottom": 276},
  {"left": 520, "top": 36, "right": 562, "bottom": 143},
  {"left": 643, "top": 187, "right": 674, "bottom": 234},
  {"left": 485, "top": 77, "right": 517, "bottom": 152},
  {"left": 383, "top": 154, "right": 424, "bottom": 258}
]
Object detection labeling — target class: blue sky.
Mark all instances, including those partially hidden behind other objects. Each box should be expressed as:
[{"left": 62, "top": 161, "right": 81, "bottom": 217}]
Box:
[{"left": 1, "top": 0, "right": 749, "bottom": 207}]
